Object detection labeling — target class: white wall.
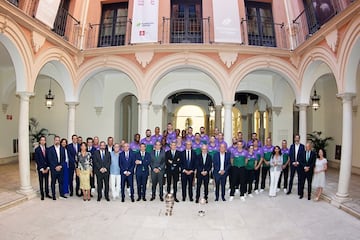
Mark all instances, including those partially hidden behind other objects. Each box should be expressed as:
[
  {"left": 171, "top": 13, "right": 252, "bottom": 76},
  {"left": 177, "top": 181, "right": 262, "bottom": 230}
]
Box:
[{"left": 352, "top": 68, "right": 360, "bottom": 169}]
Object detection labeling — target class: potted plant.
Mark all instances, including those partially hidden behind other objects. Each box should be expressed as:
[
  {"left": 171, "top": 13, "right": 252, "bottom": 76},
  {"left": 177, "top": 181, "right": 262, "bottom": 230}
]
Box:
[
  {"left": 29, "top": 117, "right": 55, "bottom": 150},
  {"left": 307, "top": 131, "right": 333, "bottom": 156}
]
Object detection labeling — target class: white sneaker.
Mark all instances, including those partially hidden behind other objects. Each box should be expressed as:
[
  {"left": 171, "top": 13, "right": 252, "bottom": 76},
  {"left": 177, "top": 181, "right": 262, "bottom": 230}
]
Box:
[
  {"left": 248, "top": 194, "right": 253, "bottom": 198},
  {"left": 276, "top": 188, "right": 280, "bottom": 192},
  {"left": 240, "top": 196, "right": 246, "bottom": 201},
  {"left": 229, "top": 196, "right": 234, "bottom": 202},
  {"left": 260, "top": 189, "right": 264, "bottom": 193},
  {"left": 254, "top": 190, "right": 259, "bottom": 194},
  {"left": 91, "top": 188, "right": 95, "bottom": 194},
  {"left": 244, "top": 193, "right": 248, "bottom": 197},
  {"left": 283, "top": 188, "right": 287, "bottom": 193},
  {"left": 235, "top": 189, "right": 239, "bottom": 194}
]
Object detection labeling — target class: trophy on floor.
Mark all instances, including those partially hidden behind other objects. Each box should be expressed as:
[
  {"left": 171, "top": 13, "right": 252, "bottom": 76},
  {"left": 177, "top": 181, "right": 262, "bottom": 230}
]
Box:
[
  {"left": 198, "top": 198, "right": 206, "bottom": 217},
  {"left": 165, "top": 193, "right": 175, "bottom": 216}
]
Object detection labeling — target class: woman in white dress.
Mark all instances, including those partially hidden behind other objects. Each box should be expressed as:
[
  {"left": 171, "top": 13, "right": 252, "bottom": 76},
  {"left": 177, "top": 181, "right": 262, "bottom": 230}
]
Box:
[
  {"left": 269, "top": 146, "right": 283, "bottom": 197},
  {"left": 312, "top": 149, "right": 328, "bottom": 201}
]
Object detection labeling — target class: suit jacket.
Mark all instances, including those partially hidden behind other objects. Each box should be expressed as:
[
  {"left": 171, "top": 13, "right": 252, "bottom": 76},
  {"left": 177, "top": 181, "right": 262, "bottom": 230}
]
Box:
[
  {"left": 34, "top": 145, "right": 48, "bottom": 171},
  {"left": 46, "top": 145, "right": 66, "bottom": 173},
  {"left": 289, "top": 143, "right": 305, "bottom": 166},
  {"left": 150, "top": 150, "right": 166, "bottom": 173},
  {"left": 180, "top": 149, "right": 197, "bottom": 172},
  {"left": 92, "top": 149, "right": 111, "bottom": 175},
  {"left": 67, "top": 143, "right": 80, "bottom": 169},
  {"left": 165, "top": 149, "right": 182, "bottom": 173},
  {"left": 196, "top": 153, "right": 212, "bottom": 178},
  {"left": 213, "top": 151, "right": 231, "bottom": 179},
  {"left": 119, "top": 151, "right": 136, "bottom": 175},
  {"left": 299, "top": 150, "right": 316, "bottom": 174},
  {"left": 87, "top": 146, "right": 96, "bottom": 155},
  {"left": 134, "top": 151, "right": 151, "bottom": 175}
]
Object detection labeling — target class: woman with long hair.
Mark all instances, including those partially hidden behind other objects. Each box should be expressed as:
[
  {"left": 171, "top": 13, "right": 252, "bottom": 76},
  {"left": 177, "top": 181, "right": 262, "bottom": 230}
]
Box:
[
  {"left": 312, "top": 149, "right": 328, "bottom": 201},
  {"left": 60, "top": 138, "right": 70, "bottom": 196},
  {"left": 76, "top": 142, "right": 92, "bottom": 201},
  {"left": 269, "top": 146, "right": 283, "bottom": 197}
]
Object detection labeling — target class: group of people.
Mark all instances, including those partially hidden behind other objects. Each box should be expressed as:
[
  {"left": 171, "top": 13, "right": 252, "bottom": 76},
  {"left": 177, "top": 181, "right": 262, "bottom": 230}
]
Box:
[{"left": 34, "top": 123, "right": 328, "bottom": 203}]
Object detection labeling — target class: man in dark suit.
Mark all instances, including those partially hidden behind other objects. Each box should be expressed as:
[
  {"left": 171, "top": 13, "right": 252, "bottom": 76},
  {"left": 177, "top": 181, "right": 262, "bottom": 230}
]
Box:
[
  {"left": 67, "top": 134, "right": 80, "bottom": 196},
  {"left": 86, "top": 137, "right": 96, "bottom": 196},
  {"left": 92, "top": 141, "right": 111, "bottom": 201},
  {"left": 195, "top": 144, "right": 212, "bottom": 203},
  {"left": 181, "top": 141, "right": 196, "bottom": 202},
  {"left": 299, "top": 142, "right": 316, "bottom": 200},
  {"left": 213, "top": 143, "right": 231, "bottom": 201},
  {"left": 119, "top": 143, "right": 136, "bottom": 202},
  {"left": 47, "top": 136, "right": 66, "bottom": 200},
  {"left": 165, "top": 142, "right": 182, "bottom": 202},
  {"left": 150, "top": 141, "right": 166, "bottom": 201},
  {"left": 135, "top": 143, "right": 151, "bottom": 201},
  {"left": 34, "top": 136, "right": 51, "bottom": 200},
  {"left": 287, "top": 134, "right": 306, "bottom": 195}
]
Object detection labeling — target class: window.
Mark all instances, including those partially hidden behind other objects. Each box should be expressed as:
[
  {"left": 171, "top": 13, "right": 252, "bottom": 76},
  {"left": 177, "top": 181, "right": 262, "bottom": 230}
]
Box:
[
  {"left": 98, "top": 2, "right": 128, "bottom": 47},
  {"left": 53, "top": 0, "right": 71, "bottom": 37},
  {"left": 171, "top": 0, "right": 203, "bottom": 43},
  {"left": 303, "top": 0, "right": 336, "bottom": 35},
  {"left": 245, "top": 1, "right": 276, "bottom": 47}
]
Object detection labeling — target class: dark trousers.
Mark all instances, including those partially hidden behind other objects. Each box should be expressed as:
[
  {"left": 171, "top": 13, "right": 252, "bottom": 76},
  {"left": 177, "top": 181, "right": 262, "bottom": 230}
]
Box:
[
  {"left": 90, "top": 170, "right": 95, "bottom": 189},
  {"left": 96, "top": 173, "right": 109, "bottom": 199},
  {"left": 196, "top": 175, "right": 209, "bottom": 200},
  {"left": 136, "top": 173, "right": 148, "bottom": 199},
  {"left": 181, "top": 173, "right": 194, "bottom": 200},
  {"left": 51, "top": 171, "right": 63, "bottom": 197},
  {"left": 254, "top": 168, "right": 260, "bottom": 190},
  {"left": 166, "top": 171, "right": 179, "bottom": 197},
  {"left": 246, "top": 169, "right": 255, "bottom": 194},
  {"left": 228, "top": 166, "right": 233, "bottom": 189},
  {"left": 121, "top": 174, "right": 134, "bottom": 199},
  {"left": 299, "top": 171, "right": 313, "bottom": 198},
  {"left": 230, "top": 167, "right": 246, "bottom": 196},
  {"left": 151, "top": 171, "right": 164, "bottom": 198},
  {"left": 215, "top": 175, "right": 227, "bottom": 200},
  {"left": 68, "top": 167, "right": 75, "bottom": 195},
  {"left": 288, "top": 166, "right": 301, "bottom": 195},
  {"left": 260, "top": 166, "right": 270, "bottom": 190},
  {"left": 37, "top": 170, "right": 49, "bottom": 197},
  {"left": 277, "top": 165, "right": 289, "bottom": 189}
]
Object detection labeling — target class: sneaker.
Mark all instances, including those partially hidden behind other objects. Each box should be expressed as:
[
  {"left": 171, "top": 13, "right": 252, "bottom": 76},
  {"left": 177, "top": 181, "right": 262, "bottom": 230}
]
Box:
[
  {"left": 240, "top": 196, "right": 246, "bottom": 201},
  {"left": 244, "top": 193, "right": 248, "bottom": 197},
  {"left": 235, "top": 189, "right": 239, "bottom": 194},
  {"left": 254, "top": 190, "right": 259, "bottom": 194},
  {"left": 248, "top": 194, "right": 253, "bottom": 198},
  {"left": 260, "top": 189, "right": 264, "bottom": 193},
  {"left": 229, "top": 196, "right": 234, "bottom": 202},
  {"left": 91, "top": 188, "right": 95, "bottom": 194},
  {"left": 276, "top": 188, "right": 280, "bottom": 192},
  {"left": 283, "top": 188, "right": 287, "bottom": 193}
]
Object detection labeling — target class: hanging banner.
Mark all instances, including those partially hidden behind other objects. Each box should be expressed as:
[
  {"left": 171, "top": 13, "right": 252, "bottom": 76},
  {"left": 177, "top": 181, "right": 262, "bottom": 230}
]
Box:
[
  {"left": 35, "top": 0, "right": 61, "bottom": 28},
  {"left": 212, "top": 0, "right": 242, "bottom": 43},
  {"left": 131, "top": 0, "right": 159, "bottom": 44}
]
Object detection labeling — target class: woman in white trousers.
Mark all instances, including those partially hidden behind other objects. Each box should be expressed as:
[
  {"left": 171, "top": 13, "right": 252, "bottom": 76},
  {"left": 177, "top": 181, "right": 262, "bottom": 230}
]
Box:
[{"left": 269, "top": 146, "right": 283, "bottom": 197}]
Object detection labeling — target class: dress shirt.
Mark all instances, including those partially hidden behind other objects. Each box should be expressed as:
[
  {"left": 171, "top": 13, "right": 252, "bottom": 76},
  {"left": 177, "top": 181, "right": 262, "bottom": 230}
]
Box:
[
  {"left": 295, "top": 143, "right": 300, "bottom": 161},
  {"left": 220, "top": 153, "right": 225, "bottom": 171}
]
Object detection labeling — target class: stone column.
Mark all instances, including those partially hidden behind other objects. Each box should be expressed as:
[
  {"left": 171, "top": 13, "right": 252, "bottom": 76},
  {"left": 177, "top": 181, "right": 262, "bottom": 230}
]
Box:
[
  {"left": 297, "top": 104, "right": 308, "bottom": 145},
  {"left": 215, "top": 105, "right": 222, "bottom": 131},
  {"left": 139, "top": 101, "right": 150, "bottom": 136},
  {"left": 65, "top": 102, "right": 79, "bottom": 141},
  {"left": 238, "top": 104, "right": 248, "bottom": 139},
  {"left": 17, "top": 92, "right": 35, "bottom": 196},
  {"left": 334, "top": 93, "right": 355, "bottom": 203},
  {"left": 258, "top": 99, "right": 267, "bottom": 143},
  {"left": 223, "top": 102, "right": 234, "bottom": 146}
]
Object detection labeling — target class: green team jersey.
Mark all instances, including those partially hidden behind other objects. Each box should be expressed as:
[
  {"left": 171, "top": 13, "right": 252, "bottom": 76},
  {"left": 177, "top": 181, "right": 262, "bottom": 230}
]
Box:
[
  {"left": 145, "top": 144, "right": 154, "bottom": 153},
  {"left": 282, "top": 153, "right": 289, "bottom": 164},
  {"left": 233, "top": 155, "right": 246, "bottom": 168},
  {"left": 208, "top": 150, "right": 218, "bottom": 159},
  {"left": 193, "top": 147, "right": 201, "bottom": 156},
  {"left": 262, "top": 146, "right": 274, "bottom": 167},
  {"left": 246, "top": 155, "right": 257, "bottom": 170}
]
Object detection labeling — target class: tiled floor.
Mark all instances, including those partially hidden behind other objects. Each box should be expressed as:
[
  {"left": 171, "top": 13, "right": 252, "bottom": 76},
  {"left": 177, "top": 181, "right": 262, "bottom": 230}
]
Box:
[{"left": 0, "top": 161, "right": 359, "bottom": 240}]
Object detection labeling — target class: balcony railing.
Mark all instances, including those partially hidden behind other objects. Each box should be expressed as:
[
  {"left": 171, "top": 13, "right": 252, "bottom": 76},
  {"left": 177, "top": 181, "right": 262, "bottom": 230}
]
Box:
[
  {"left": 161, "top": 17, "right": 212, "bottom": 44},
  {"left": 87, "top": 19, "right": 132, "bottom": 49},
  {"left": 292, "top": 0, "right": 353, "bottom": 48},
  {"left": 240, "top": 19, "right": 289, "bottom": 49},
  {"left": 7, "top": 0, "right": 19, "bottom": 7},
  {"left": 53, "top": 8, "right": 81, "bottom": 47}
]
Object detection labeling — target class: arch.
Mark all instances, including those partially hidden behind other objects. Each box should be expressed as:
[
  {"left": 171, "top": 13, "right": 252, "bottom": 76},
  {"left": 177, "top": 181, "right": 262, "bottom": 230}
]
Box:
[
  {"left": 32, "top": 47, "right": 77, "bottom": 102},
  {"left": 76, "top": 55, "right": 143, "bottom": 100},
  {"left": 151, "top": 68, "right": 222, "bottom": 106},
  {"left": 144, "top": 53, "right": 229, "bottom": 102},
  {"left": 299, "top": 46, "right": 339, "bottom": 103},
  {"left": 230, "top": 55, "right": 299, "bottom": 102},
  {"left": 338, "top": 16, "right": 360, "bottom": 93},
  {"left": 0, "top": 14, "right": 33, "bottom": 92}
]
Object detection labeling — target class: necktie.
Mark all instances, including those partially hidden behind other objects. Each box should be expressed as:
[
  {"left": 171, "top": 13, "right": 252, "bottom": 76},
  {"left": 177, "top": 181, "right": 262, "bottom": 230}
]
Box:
[
  {"left": 101, "top": 151, "right": 104, "bottom": 160},
  {"left": 172, "top": 151, "right": 175, "bottom": 158},
  {"left": 42, "top": 146, "right": 45, "bottom": 157},
  {"left": 126, "top": 152, "right": 129, "bottom": 159},
  {"left": 306, "top": 151, "right": 310, "bottom": 162},
  {"left": 187, "top": 151, "right": 190, "bottom": 167},
  {"left": 156, "top": 151, "right": 159, "bottom": 158}
]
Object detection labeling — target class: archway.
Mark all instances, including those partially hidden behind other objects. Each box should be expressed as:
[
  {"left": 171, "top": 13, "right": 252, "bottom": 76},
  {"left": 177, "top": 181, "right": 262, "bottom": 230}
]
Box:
[
  {"left": 175, "top": 105, "right": 205, "bottom": 133},
  {"left": 115, "top": 94, "right": 139, "bottom": 143}
]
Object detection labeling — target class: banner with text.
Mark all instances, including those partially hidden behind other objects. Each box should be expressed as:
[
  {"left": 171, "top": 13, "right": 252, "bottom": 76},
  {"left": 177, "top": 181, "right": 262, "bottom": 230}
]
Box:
[
  {"left": 212, "top": 0, "right": 242, "bottom": 43},
  {"left": 35, "top": 0, "right": 61, "bottom": 28},
  {"left": 131, "top": 0, "right": 159, "bottom": 44}
]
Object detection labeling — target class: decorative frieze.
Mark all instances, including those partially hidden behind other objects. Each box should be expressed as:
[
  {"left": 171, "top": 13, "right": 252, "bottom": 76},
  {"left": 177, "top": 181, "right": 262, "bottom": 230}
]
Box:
[
  {"left": 135, "top": 51, "right": 154, "bottom": 68},
  {"left": 218, "top": 52, "right": 238, "bottom": 68}
]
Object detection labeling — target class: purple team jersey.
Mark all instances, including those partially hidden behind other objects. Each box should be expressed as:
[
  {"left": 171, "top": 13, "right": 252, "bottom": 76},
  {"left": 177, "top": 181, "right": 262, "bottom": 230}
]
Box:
[
  {"left": 151, "top": 134, "right": 163, "bottom": 143},
  {"left": 166, "top": 131, "right": 177, "bottom": 145},
  {"left": 200, "top": 134, "right": 209, "bottom": 144},
  {"left": 130, "top": 141, "right": 140, "bottom": 152}
]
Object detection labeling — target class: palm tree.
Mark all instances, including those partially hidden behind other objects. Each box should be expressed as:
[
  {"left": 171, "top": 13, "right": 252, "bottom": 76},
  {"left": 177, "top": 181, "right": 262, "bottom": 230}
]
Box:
[
  {"left": 307, "top": 131, "right": 333, "bottom": 155},
  {"left": 29, "top": 117, "right": 54, "bottom": 143}
]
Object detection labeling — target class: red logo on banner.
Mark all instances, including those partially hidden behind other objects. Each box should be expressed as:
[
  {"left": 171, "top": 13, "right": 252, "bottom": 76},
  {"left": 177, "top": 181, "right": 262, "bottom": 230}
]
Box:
[{"left": 139, "top": 30, "right": 145, "bottom": 36}]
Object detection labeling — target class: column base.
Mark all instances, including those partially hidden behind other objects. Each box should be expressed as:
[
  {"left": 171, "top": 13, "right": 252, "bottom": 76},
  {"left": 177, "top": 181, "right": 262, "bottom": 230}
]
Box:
[
  {"left": 17, "top": 186, "right": 36, "bottom": 199},
  {"left": 331, "top": 193, "right": 352, "bottom": 207}
]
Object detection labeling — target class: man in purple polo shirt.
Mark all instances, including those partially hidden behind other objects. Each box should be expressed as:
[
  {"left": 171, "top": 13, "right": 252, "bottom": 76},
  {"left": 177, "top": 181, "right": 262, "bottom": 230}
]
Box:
[
  {"left": 229, "top": 141, "right": 248, "bottom": 201},
  {"left": 166, "top": 123, "right": 176, "bottom": 145},
  {"left": 151, "top": 126, "right": 162, "bottom": 143},
  {"left": 130, "top": 133, "right": 141, "bottom": 153},
  {"left": 260, "top": 137, "right": 274, "bottom": 192},
  {"left": 200, "top": 126, "right": 209, "bottom": 144},
  {"left": 141, "top": 129, "right": 156, "bottom": 153}
]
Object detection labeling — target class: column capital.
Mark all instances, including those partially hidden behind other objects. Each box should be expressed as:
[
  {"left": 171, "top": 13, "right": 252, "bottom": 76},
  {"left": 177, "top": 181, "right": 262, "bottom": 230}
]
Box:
[
  {"left": 65, "top": 101, "right": 80, "bottom": 107},
  {"left": 222, "top": 101, "right": 235, "bottom": 108},
  {"left": 152, "top": 104, "right": 162, "bottom": 114},
  {"left": 138, "top": 101, "right": 151, "bottom": 107},
  {"left": 16, "top": 91, "right": 34, "bottom": 99},
  {"left": 296, "top": 103, "right": 309, "bottom": 111},
  {"left": 215, "top": 105, "right": 222, "bottom": 110},
  {"left": 336, "top": 93, "right": 356, "bottom": 102},
  {"left": 271, "top": 106, "right": 282, "bottom": 116}
]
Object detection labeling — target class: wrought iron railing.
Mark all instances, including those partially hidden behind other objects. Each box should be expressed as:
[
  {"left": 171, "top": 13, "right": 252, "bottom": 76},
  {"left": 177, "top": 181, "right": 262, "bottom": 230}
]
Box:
[
  {"left": 53, "top": 7, "right": 81, "bottom": 47},
  {"left": 87, "top": 19, "right": 132, "bottom": 48},
  {"left": 7, "top": 0, "right": 19, "bottom": 7},
  {"left": 161, "top": 17, "right": 212, "bottom": 44}
]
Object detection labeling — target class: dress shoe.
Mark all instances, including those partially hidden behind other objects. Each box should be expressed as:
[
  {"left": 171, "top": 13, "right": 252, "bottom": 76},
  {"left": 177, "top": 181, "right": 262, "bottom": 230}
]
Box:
[
  {"left": 60, "top": 195, "right": 67, "bottom": 199},
  {"left": 308, "top": 196, "right": 311, "bottom": 200},
  {"left": 97, "top": 197, "right": 101, "bottom": 202},
  {"left": 195, "top": 199, "right": 199, "bottom": 203},
  {"left": 69, "top": 192, "right": 73, "bottom": 197},
  {"left": 131, "top": 198, "right": 135, "bottom": 202},
  {"left": 150, "top": 197, "right": 155, "bottom": 201},
  {"left": 182, "top": 198, "right": 185, "bottom": 202},
  {"left": 90, "top": 194, "right": 93, "bottom": 198},
  {"left": 41, "top": 196, "right": 44, "bottom": 201},
  {"left": 174, "top": 198, "right": 179, "bottom": 203},
  {"left": 286, "top": 191, "right": 291, "bottom": 195},
  {"left": 46, "top": 194, "right": 52, "bottom": 199},
  {"left": 215, "top": 198, "right": 219, "bottom": 202},
  {"left": 160, "top": 197, "right": 164, "bottom": 202},
  {"left": 206, "top": 199, "right": 208, "bottom": 204},
  {"left": 76, "top": 193, "right": 81, "bottom": 197},
  {"left": 143, "top": 198, "right": 147, "bottom": 201},
  {"left": 299, "top": 195, "right": 303, "bottom": 199},
  {"left": 222, "top": 198, "right": 226, "bottom": 202},
  {"left": 136, "top": 197, "right": 141, "bottom": 201},
  {"left": 190, "top": 198, "right": 194, "bottom": 202},
  {"left": 106, "top": 197, "right": 110, "bottom": 202},
  {"left": 121, "top": 198, "right": 125, "bottom": 202},
  {"left": 52, "top": 197, "right": 56, "bottom": 201}
]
